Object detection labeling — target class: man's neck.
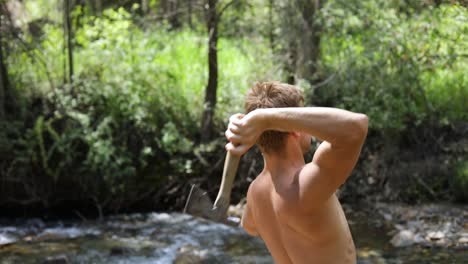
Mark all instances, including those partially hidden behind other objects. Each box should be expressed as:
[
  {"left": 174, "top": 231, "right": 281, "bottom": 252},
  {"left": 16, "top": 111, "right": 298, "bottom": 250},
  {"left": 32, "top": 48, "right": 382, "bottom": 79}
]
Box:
[{"left": 262, "top": 140, "right": 305, "bottom": 183}]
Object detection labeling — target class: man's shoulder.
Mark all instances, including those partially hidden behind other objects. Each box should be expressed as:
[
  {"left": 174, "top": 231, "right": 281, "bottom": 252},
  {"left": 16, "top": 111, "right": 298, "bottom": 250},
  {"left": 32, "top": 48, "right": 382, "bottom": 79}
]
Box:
[
  {"left": 247, "top": 175, "right": 263, "bottom": 195},
  {"left": 247, "top": 174, "right": 270, "bottom": 199},
  {"left": 297, "top": 162, "right": 321, "bottom": 184},
  {"left": 294, "top": 162, "right": 336, "bottom": 210}
]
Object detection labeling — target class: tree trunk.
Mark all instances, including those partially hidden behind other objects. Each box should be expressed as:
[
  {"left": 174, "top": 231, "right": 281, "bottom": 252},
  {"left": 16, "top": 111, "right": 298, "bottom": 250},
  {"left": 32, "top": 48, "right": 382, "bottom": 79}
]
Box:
[
  {"left": 285, "top": 40, "right": 297, "bottom": 85},
  {"left": 168, "top": 0, "right": 181, "bottom": 29},
  {"left": 0, "top": 5, "right": 10, "bottom": 119},
  {"left": 188, "top": 0, "right": 193, "bottom": 29},
  {"left": 142, "top": 0, "right": 150, "bottom": 15},
  {"left": 0, "top": 38, "right": 6, "bottom": 120},
  {"left": 297, "top": 0, "right": 322, "bottom": 83},
  {"left": 200, "top": 0, "right": 218, "bottom": 143},
  {"left": 268, "top": 0, "right": 275, "bottom": 52},
  {"left": 86, "top": 0, "right": 102, "bottom": 16},
  {"left": 282, "top": 1, "right": 298, "bottom": 84},
  {"left": 64, "top": 0, "right": 74, "bottom": 83},
  {"left": 160, "top": 0, "right": 181, "bottom": 29},
  {"left": 95, "top": 0, "right": 102, "bottom": 14}
]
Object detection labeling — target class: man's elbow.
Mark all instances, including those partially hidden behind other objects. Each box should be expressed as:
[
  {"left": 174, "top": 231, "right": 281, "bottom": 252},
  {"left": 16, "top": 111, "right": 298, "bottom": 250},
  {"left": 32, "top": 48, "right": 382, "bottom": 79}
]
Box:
[
  {"left": 349, "top": 113, "right": 368, "bottom": 142},
  {"left": 241, "top": 223, "right": 259, "bottom": 236},
  {"left": 244, "top": 227, "right": 259, "bottom": 237},
  {"left": 356, "top": 113, "right": 369, "bottom": 136}
]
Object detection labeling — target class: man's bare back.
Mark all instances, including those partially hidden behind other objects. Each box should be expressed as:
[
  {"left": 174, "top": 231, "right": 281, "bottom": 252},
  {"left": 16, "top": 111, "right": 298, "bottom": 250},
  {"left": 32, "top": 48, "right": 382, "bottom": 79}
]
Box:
[
  {"left": 225, "top": 82, "right": 367, "bottom": 263},
  {"left": 244, "top": 170, "right": 356, "bottom": 264}
]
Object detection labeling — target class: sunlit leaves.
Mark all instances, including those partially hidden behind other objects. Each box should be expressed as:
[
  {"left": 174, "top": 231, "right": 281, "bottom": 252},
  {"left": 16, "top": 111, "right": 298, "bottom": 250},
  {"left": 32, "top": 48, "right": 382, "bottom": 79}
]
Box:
[{"left": 318, "top": 1, "right": 467, "bottom": 132}]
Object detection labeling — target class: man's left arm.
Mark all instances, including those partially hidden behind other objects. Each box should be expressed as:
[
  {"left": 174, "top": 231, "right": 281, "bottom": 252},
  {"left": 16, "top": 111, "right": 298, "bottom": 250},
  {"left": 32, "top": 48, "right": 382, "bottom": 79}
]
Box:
[
  {"left": 241, "top": 184, "right": 259, "bottom": 236},
  {"left": 241, "top": 202, "right": 258, "bottom": 236}
]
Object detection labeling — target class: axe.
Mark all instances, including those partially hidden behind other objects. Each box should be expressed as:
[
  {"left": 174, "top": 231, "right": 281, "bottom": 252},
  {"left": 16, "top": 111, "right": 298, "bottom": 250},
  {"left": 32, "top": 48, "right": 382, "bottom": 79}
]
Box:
[{"left": 183, "top": 151, "right": 240, "bottom": 223}]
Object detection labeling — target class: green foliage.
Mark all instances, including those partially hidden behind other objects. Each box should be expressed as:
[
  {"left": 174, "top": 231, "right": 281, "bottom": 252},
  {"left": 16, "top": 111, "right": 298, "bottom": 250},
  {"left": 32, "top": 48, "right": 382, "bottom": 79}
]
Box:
[
  {"left": 452, "top": 159, "right": 468, "bottom": 202},
  {"left": 161, "top": 122, "right": 193, "bottom": 154},
  {"left": 2, "top": 0, "right": 467, "bottom": 211},
  {"left": 318, "top": 1, "right": 467, "bottom": 132},
  {"left": 34, "top": 115, "right": 56, "bottom": 180},
  {"left": 71, "top": 7, "right": 275, "bottom": 125},
  {"left": 3, "top": 5, "right": 277, "bottom": 209}
]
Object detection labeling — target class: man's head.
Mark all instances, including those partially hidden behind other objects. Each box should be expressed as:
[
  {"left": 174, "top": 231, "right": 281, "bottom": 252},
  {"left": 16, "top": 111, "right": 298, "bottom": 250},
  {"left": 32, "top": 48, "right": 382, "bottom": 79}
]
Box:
[{"left": 244, "top": 81, "right": 304, "bottom": 154}]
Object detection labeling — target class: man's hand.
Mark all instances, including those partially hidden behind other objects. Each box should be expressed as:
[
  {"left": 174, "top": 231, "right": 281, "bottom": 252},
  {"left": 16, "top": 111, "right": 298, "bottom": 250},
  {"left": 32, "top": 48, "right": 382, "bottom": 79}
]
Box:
[{"left": 225, "top": 110, "right": 267, "bottom": 156}]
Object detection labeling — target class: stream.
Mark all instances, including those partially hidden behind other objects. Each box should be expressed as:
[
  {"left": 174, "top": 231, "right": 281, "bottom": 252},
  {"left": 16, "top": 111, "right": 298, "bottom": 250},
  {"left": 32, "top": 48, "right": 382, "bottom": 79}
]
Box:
[{"left": 0, "top": 211, "right": 466, "bottom": 263}]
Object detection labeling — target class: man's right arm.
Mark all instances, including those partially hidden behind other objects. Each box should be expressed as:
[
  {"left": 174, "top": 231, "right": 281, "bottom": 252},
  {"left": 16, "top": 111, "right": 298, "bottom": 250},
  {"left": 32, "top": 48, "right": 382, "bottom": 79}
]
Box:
[
  {"left": 226, "top": 107, "right": 367, "bottom": 156},
  {"left": 267, "top": 107, "right": 368, "bottom": 208},
  {"left": 226, "top": 107, "right": 368, "bottom": 207}
]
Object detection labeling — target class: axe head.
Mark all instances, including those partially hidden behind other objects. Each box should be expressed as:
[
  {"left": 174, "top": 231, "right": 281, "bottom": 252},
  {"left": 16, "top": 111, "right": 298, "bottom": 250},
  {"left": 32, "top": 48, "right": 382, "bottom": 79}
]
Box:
[{"left": 183, "top": 185, "right": 226, "bottom": 222}]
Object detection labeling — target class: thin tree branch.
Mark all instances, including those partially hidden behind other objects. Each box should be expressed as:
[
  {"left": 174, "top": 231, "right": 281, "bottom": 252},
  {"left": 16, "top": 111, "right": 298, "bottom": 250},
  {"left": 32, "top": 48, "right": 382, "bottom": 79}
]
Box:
[
  {"left": 217, "top": 0, "right": 238, "bottom": 19},
  {"left": 311, "top": 72, "right": 337, "bottom": 90}
]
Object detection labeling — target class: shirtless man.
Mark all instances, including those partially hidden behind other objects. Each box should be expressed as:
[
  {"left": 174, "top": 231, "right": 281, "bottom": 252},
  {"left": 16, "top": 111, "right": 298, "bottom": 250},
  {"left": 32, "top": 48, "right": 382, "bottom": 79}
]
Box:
[{"left": 225, "top": 81, "right": 368, "bottom": 264}]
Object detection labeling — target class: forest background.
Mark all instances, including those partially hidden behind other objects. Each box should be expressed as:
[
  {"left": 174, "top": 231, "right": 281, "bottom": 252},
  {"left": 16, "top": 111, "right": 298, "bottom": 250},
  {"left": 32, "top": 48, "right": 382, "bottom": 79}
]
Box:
[{"left": 0, "top": 0, "right": 466, "bottom": 218}]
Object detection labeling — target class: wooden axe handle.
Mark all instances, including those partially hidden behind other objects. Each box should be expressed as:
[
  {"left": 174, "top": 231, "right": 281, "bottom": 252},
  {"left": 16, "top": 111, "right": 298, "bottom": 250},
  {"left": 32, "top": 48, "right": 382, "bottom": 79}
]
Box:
[{"left": 213, "top": 151, "right": 240, "bottom": 210}]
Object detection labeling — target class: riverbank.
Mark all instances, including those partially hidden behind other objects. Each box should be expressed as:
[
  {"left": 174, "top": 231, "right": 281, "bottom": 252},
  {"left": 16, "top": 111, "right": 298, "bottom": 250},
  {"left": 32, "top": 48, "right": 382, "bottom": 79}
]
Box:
[
  {"left": 372, "top": 202, "right": 467, "bottom": 249},
  {"left": 229, "top": 200, "right": 468, "bottom": 262},
  {"left": 1, "top": 202, "right": 467, "bottom": 263}
]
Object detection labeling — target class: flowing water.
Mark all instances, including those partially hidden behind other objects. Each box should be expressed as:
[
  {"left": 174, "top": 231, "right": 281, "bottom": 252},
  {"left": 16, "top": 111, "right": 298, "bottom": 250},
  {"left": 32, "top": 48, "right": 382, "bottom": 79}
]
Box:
[{"left": 0, "top": 212, "right": 466, "bottom": 263}]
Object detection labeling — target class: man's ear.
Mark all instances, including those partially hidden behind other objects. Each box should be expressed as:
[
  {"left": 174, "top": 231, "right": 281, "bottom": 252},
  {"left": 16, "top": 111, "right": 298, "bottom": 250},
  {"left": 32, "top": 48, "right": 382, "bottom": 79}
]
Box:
[{"left": 291, "top": 132, "right": 300, "bottom": 138}]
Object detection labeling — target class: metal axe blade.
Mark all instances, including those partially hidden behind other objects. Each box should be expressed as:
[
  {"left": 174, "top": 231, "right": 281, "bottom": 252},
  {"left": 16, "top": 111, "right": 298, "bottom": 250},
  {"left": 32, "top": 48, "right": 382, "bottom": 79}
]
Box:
[{"left": 183, "top": 152, "right": 240, "bottom": 223}]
